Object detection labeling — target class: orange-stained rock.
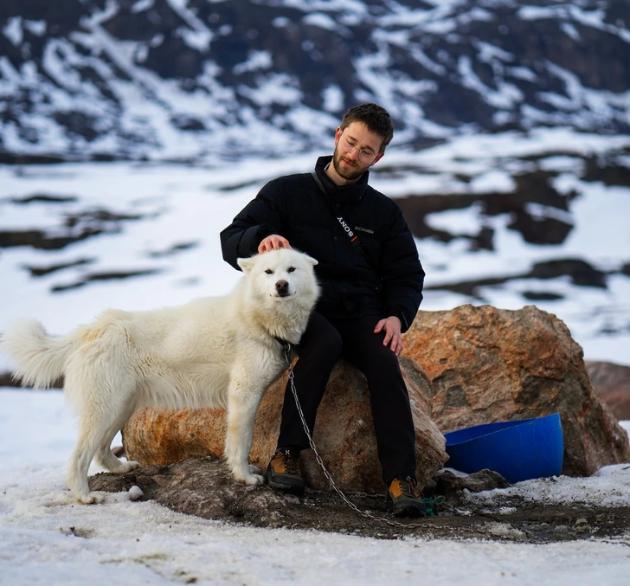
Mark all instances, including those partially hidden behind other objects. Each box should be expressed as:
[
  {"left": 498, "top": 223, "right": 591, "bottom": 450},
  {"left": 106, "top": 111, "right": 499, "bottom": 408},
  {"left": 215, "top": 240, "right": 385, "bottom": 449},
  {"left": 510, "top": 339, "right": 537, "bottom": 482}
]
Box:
[
  {"left": 586, "top": 360, "right": 630, "bottom": 421},
  {"left": 401, "top": 304, "right": 630, "bottom": 476},
  {"left": 123, "top": 304, "right": 630, "bottom": 492},
  {"left": 123, "top": 361, "right": 447, "bottom": 493}
]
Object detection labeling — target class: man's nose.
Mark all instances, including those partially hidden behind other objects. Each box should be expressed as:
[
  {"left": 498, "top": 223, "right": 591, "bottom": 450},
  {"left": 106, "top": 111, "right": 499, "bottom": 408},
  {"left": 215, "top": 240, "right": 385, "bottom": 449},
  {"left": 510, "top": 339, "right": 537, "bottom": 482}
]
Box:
[
  {"left": 275, "top": 280, "right": 289, "bottom": 296},
  {"left": 346, "top": 146, "right": 360, "bottom": 160}
]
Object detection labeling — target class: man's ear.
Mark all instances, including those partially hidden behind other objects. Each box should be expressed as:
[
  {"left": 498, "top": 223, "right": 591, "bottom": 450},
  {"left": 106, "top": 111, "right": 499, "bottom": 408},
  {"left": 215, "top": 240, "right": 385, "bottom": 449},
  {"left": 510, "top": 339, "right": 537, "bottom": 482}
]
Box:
[
  {"left": 370, "top": 151, "right": 384, "bottom": 167},
  {"left": 334, "top": 127, "right": 342, "bottom": 145},
  {"left": 237, "top": 257, "right": 254, "bottom": 273}
]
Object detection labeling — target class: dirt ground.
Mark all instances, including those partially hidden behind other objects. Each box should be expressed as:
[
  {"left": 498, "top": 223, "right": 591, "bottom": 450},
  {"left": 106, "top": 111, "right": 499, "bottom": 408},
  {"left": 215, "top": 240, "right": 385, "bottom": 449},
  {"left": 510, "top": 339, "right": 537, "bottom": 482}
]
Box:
[{"left": 90, "top": 456, "right": 630, "bottom": 543}]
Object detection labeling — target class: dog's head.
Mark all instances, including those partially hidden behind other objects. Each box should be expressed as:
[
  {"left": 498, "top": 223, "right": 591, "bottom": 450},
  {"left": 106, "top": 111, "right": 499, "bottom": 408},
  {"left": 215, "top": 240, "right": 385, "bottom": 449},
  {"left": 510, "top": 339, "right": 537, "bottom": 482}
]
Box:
[{"left": 237, "top": 248, "right": 320, "bottom": 307}]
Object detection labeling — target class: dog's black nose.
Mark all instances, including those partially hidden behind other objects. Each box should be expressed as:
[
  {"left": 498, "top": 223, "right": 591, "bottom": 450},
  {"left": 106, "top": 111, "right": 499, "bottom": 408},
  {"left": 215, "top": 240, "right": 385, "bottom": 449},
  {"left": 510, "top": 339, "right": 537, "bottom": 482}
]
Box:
[{"left": 275, "top": 280, "right": 289, "bottom": 297}]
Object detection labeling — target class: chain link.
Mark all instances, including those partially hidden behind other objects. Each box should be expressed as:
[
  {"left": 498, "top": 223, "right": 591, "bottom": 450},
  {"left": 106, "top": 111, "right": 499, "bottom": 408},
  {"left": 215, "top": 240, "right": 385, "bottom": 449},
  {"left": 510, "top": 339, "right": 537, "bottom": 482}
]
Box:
[{"left": 283, "top": 344, "right": 431, "bottom": 529}]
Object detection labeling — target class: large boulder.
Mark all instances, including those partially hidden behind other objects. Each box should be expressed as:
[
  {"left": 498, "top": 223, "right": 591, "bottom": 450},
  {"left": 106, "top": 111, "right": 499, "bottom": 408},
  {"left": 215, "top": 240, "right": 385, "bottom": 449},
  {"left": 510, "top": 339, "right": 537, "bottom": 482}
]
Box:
[
  {"left": 402, "top": 305, "right": 630, "bottom": 476},
  {"left": 123, "top": 305, "right": 630, "bottom": 492},
  {"left": 123, "top": 360, "right": 448, "bottom": 494},
  {"left": 586, "top": 361, "right": 630, "bottom": 421}
]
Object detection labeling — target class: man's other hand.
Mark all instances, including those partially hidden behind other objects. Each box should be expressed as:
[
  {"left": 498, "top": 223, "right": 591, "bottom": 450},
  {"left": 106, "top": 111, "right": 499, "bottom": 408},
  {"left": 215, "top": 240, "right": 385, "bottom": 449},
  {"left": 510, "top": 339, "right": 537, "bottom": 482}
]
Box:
[
  {"left": 258, "top": 234, "right": 291, "bottom": 253},
  {"left": 374, "top": 316, "right": 403, "bottom": 355}
]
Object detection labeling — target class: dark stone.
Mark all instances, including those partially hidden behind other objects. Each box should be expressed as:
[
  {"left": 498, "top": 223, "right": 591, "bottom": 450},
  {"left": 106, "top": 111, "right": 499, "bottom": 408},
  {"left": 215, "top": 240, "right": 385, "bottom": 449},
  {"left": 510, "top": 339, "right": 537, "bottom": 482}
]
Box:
[
  {"left": 51, "top": 269, "right": 163, "bottom": 293},
  {"left": 430, "top": 468, "right": 510, "bottom": 496},
  {"left": 0, "top": 204, "right": 147, "bottom": 250},
  {"left": 11, "top": 194, "right": 78, "bottom": 204},
  {"left": 586, "top": 361, "right": 630, "bottom": 420},
  {"left": 0, "top": 228, "right": 104, "bottom": 250},
  {"left": 87, "top": 456, "right": 630, "bottom": 542},
  {"left": 507, "top": 213, "right": 573, "bottom": 246},
  {"left": 24, "top": 257, "right": 95, "bottom": 277},
  {"left": 530, "top": 259, "right": 608, "bottom": 288}
]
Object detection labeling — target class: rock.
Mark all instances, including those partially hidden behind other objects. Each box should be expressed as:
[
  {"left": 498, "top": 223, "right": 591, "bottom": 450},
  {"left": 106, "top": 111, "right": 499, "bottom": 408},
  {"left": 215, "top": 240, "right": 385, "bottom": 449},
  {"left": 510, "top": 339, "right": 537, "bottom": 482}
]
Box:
[
  {"left": 123, "top": 361, "right": 448, "bottom": 494},
  {"left": 124, "top": 304, "right": 629, "bottom": 494},
  {"left": 402, "top": 305, "right": 630, "bottom": 476},
  {"left": 90, "top": 457, "right": 298, "bottom": 528},
  {"left": 128, "top": 485, "right": 144, "bottom": 501},
  {"left": 586, "top": 361, "right": 630, "bottom": 420},
  {"left": 431, "top": 468, "right": 510, "bottom": 496},
  {"left": 88, "top": 456, "right": 630, "bottom": 542}
]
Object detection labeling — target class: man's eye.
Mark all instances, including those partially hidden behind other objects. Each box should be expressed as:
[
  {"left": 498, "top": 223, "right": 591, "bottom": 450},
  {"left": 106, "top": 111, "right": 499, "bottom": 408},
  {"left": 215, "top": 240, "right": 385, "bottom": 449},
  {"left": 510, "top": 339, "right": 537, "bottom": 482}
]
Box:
[
  {"left": 288, "top": 267, "right": 295, "bottom": 273},
  {"left": 265, "top": 269, "right": 273, "bottom": 275}
]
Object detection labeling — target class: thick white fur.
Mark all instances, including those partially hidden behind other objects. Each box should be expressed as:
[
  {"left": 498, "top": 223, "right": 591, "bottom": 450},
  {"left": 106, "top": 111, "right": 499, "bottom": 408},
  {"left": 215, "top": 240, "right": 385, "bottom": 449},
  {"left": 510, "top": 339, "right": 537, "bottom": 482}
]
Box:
[{"left": 2, "top": 249, "right": 319, "bottom": 504}]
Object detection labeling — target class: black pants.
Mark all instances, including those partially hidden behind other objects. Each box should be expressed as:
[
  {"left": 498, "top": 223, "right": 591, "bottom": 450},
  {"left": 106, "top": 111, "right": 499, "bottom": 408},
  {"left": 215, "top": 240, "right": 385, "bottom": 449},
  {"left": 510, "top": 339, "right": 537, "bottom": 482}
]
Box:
[{"left": 277, "top": 311, "right": 417, "bottom": 485}]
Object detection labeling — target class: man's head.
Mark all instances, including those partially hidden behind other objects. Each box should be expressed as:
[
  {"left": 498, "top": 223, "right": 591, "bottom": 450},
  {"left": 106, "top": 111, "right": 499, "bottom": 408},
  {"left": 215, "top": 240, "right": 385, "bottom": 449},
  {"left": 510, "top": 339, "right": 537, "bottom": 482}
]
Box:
[
  {"left": 338, "top": 103, "right": 394, "bottom": 154},
  {"left": 330, "top": 103, "right": 394, "bottom": 184}
]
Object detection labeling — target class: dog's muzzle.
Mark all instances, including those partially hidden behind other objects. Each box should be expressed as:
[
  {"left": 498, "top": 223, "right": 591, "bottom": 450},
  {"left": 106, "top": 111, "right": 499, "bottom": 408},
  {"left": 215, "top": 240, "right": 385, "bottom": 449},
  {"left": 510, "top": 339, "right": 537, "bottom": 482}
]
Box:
[{"left": 275, "top": 280, "right": 290, "bottom": 297}]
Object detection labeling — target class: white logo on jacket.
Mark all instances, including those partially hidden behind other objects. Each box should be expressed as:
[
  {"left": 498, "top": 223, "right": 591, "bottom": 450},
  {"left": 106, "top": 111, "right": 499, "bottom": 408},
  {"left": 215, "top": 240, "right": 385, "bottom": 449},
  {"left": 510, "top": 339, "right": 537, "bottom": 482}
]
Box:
[{"left": 336, "top": 216, "right": 355, "bottom": 238}]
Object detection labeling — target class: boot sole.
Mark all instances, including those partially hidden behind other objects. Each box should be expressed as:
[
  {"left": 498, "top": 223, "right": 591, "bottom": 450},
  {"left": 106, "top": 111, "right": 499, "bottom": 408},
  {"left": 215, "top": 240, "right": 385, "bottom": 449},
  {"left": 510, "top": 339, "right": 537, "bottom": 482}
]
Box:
[
  {"left": 266, "top": 473, "right": 305, "bottom": 496},
  {"left": 392, "top": 504, "right": 429, "bottom": 518}
]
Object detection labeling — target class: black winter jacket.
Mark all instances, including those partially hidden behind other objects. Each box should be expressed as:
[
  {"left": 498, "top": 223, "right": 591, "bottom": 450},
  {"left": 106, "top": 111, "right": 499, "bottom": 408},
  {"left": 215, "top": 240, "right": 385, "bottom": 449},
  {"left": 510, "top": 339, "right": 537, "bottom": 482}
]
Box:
[{"left": 220, "top": 156, "right": 425, "bottom": 332}]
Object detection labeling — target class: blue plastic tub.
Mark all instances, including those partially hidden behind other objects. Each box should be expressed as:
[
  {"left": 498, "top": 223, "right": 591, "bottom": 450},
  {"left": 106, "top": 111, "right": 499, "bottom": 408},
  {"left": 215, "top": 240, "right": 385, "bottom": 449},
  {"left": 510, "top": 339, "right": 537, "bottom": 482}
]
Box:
[{"left": 444, "top": 412, "right": 564, "bottom": 483}]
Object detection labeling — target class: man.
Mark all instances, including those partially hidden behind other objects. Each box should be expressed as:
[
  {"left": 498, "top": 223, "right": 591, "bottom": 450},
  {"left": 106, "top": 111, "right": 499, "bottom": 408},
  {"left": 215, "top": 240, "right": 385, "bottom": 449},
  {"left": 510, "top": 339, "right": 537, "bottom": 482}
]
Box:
[{"left": 220, "top": 103, "right": 427, "bottom": 517}]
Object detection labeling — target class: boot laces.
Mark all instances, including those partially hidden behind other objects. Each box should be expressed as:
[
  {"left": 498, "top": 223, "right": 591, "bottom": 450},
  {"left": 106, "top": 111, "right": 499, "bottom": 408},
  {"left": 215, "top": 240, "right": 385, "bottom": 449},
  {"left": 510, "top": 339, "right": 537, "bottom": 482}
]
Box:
[
  {"left": 401, "top": 476, "right": 420, "bottom": 498},
  {"left": 278, "top": 449, "right": 300, "bottom": 475}
]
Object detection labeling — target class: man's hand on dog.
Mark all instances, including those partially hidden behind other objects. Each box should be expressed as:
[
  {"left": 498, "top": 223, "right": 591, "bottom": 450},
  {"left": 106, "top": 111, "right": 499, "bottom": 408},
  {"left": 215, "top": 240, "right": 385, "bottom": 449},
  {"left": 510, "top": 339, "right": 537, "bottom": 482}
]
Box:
[
  {"left": 259, "top": 236, "right": 402, "bottom": 354},
  {"left": 374, "top": 316, "right": 403, "bottom": 355},
  {"left": 258, "top": 234, "right": 291, "bottom": 253}
]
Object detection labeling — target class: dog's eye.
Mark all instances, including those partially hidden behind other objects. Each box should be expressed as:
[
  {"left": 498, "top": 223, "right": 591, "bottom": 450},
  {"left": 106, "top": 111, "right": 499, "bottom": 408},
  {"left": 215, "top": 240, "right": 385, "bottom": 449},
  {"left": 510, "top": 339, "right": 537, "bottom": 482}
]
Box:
[
  {"left": 265, "top": 269, "right": 273, "bottom": 275},
  {"left": 287, "top": 267, "right": 295, "bottom": 273}
]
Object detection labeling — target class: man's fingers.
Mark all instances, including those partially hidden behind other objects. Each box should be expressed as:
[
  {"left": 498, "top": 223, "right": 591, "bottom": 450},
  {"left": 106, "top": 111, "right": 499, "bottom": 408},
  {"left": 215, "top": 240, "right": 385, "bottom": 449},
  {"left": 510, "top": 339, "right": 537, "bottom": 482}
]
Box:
[
  {"left": 258, "top": 235, "right": 291, "bottom": 253},
  {"left": 375, "top": 318, "right": 404, "bottom": 354}
]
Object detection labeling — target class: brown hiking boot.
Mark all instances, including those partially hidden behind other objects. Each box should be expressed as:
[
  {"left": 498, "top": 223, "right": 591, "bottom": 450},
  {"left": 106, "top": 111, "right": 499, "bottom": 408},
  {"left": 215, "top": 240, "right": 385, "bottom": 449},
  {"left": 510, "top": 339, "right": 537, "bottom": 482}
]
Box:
[
  {"left": 387, "top": 477, "right": 432, "bottom": 518},
  {"left": 266, "top": 448, "right": 305, "bottom": 495}
]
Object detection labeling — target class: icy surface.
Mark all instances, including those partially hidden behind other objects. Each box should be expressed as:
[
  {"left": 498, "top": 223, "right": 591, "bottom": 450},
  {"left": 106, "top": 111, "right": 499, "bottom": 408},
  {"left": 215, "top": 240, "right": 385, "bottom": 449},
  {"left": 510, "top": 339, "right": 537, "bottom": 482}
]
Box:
[{"left": 1, "top": 388, "right": 629, "bottom": 586}]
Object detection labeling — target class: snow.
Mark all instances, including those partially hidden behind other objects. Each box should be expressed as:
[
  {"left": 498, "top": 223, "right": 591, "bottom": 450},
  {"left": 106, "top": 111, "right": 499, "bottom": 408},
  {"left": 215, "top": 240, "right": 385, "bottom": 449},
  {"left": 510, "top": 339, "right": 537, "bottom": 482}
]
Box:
[
  {"left": 0, "top": 132, "right": 628, "bottom": 583},
  {"left": 303, "top": 12, "right": 338, "bottom": 31},
  {"left": 1, "top": 387, "right": 629, "bottom": 585},
  {"left": 1, "top": 129, "right": 629, "bottom": 369},
  {"left": 3, "top": 17, "right": 23, "bottom": 46},
  {"left": 2, "top": 2, "right": 628, "bottom": 159}
]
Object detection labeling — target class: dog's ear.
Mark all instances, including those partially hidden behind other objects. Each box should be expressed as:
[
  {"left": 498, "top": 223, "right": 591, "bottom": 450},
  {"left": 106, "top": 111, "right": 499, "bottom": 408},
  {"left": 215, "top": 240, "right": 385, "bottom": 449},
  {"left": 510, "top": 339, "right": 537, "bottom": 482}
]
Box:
[
  {"left": 302, "top": 254, "right": 318, "bottom": 266},
  {"left": 237, "top": 257, "right": 255, "bottom": 273}
]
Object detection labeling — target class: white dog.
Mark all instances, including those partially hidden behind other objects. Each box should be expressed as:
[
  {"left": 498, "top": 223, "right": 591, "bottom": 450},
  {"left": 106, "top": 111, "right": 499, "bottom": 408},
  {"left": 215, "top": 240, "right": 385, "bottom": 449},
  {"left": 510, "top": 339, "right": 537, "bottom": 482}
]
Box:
[{"left": 2, "top": 248, "right": 319, "bottom": 504}]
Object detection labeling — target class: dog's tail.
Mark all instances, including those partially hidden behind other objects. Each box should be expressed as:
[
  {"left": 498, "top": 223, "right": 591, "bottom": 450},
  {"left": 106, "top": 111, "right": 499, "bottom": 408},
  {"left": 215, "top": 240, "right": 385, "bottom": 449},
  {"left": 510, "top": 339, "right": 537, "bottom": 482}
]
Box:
[{"left": 1, "top": 319, "right": 72, "bottom": 388}]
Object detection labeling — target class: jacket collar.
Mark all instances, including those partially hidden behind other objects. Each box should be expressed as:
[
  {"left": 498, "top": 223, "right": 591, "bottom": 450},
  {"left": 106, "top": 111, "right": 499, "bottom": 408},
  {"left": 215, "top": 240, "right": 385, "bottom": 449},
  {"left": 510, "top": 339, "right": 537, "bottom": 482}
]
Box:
[{"left": 314, "top": 155, "right": 368, "bottom": 204}]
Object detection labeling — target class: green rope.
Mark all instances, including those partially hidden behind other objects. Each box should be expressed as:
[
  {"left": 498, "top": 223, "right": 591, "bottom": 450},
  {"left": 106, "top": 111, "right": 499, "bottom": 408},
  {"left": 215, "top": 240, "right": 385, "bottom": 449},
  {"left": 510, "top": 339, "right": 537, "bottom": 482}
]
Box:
[{"left": 420, "top": 495, "right": 446, "bottom": 517}]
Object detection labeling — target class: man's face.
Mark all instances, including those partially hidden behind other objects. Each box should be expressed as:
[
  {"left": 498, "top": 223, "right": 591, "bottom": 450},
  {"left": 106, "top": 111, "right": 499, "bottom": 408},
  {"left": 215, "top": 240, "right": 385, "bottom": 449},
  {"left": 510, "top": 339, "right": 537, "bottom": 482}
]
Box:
[{"left": 332, "top": 122, "right": 384, "bottom": 182}]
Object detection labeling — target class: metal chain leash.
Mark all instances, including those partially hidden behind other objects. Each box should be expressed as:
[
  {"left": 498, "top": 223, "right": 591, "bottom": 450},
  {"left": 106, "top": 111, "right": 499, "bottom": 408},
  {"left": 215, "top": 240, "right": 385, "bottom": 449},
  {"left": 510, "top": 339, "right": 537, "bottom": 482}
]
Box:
[{"left": 282, "top": 344, "right": 436, "bottom": 528}]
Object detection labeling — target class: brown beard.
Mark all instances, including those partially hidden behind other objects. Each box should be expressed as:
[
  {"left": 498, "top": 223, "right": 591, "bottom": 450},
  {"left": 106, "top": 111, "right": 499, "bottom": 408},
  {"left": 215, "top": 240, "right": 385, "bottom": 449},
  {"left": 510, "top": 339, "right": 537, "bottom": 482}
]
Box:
[{"left": 332, "top": 147, "right": 366, "bottom": 182}]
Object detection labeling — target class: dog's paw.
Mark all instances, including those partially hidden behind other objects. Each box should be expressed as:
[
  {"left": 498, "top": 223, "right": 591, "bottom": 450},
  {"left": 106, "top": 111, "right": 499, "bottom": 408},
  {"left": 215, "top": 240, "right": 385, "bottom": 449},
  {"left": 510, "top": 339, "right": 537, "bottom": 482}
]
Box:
[
  {"left": 243, "top": 473, "right": 265, "bottom": 486},
  {"left": 78, "top": 492, "right": 105, "bottom": 505},
  {"left": 120, "top": 460, "right": 140, "bottom": 473},
  {"left": 248, "top": 464, "right": 262, "bottom": 476},
  {"left": 232, "top": 470, "right": 265, "bottom": 486}
]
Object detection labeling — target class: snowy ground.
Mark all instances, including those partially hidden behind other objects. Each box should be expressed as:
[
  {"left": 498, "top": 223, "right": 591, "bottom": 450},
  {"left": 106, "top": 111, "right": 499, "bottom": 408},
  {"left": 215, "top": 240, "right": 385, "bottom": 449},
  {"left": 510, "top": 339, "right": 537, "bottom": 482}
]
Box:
[
  {"left": 1, "top": 387, "right": 629, "bottom": 586},
  {"left": 1, "top": 129, "right": 630, "bottom": 373},
  {"left": 2, "top": 130, "right": 630, "bottom": 583}
]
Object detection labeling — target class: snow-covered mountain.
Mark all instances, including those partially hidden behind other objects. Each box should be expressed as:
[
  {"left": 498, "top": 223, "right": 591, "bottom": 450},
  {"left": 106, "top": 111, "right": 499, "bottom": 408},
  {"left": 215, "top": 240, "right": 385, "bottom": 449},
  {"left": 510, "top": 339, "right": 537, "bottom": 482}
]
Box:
[{"left": 1, "top": 0, "right": 628, "bottom": 161}]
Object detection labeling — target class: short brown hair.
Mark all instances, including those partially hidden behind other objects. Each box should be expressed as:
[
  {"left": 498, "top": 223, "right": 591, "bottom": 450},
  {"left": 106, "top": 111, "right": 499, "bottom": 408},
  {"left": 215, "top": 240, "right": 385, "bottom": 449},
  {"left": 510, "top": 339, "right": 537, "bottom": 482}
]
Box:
[{"left": 339, "top": 103, "right": 394, "bottom": 153}]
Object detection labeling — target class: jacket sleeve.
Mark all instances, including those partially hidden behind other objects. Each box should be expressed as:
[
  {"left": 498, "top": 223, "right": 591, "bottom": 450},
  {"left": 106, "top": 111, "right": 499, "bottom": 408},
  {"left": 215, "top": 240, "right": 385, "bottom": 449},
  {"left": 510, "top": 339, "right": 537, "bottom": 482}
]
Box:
[
  {"left": 220, "top": 180, "right": 288, "bottom": 270},
  {"left": 380, "top": 206, "right": 425, "bottom": 332}
]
